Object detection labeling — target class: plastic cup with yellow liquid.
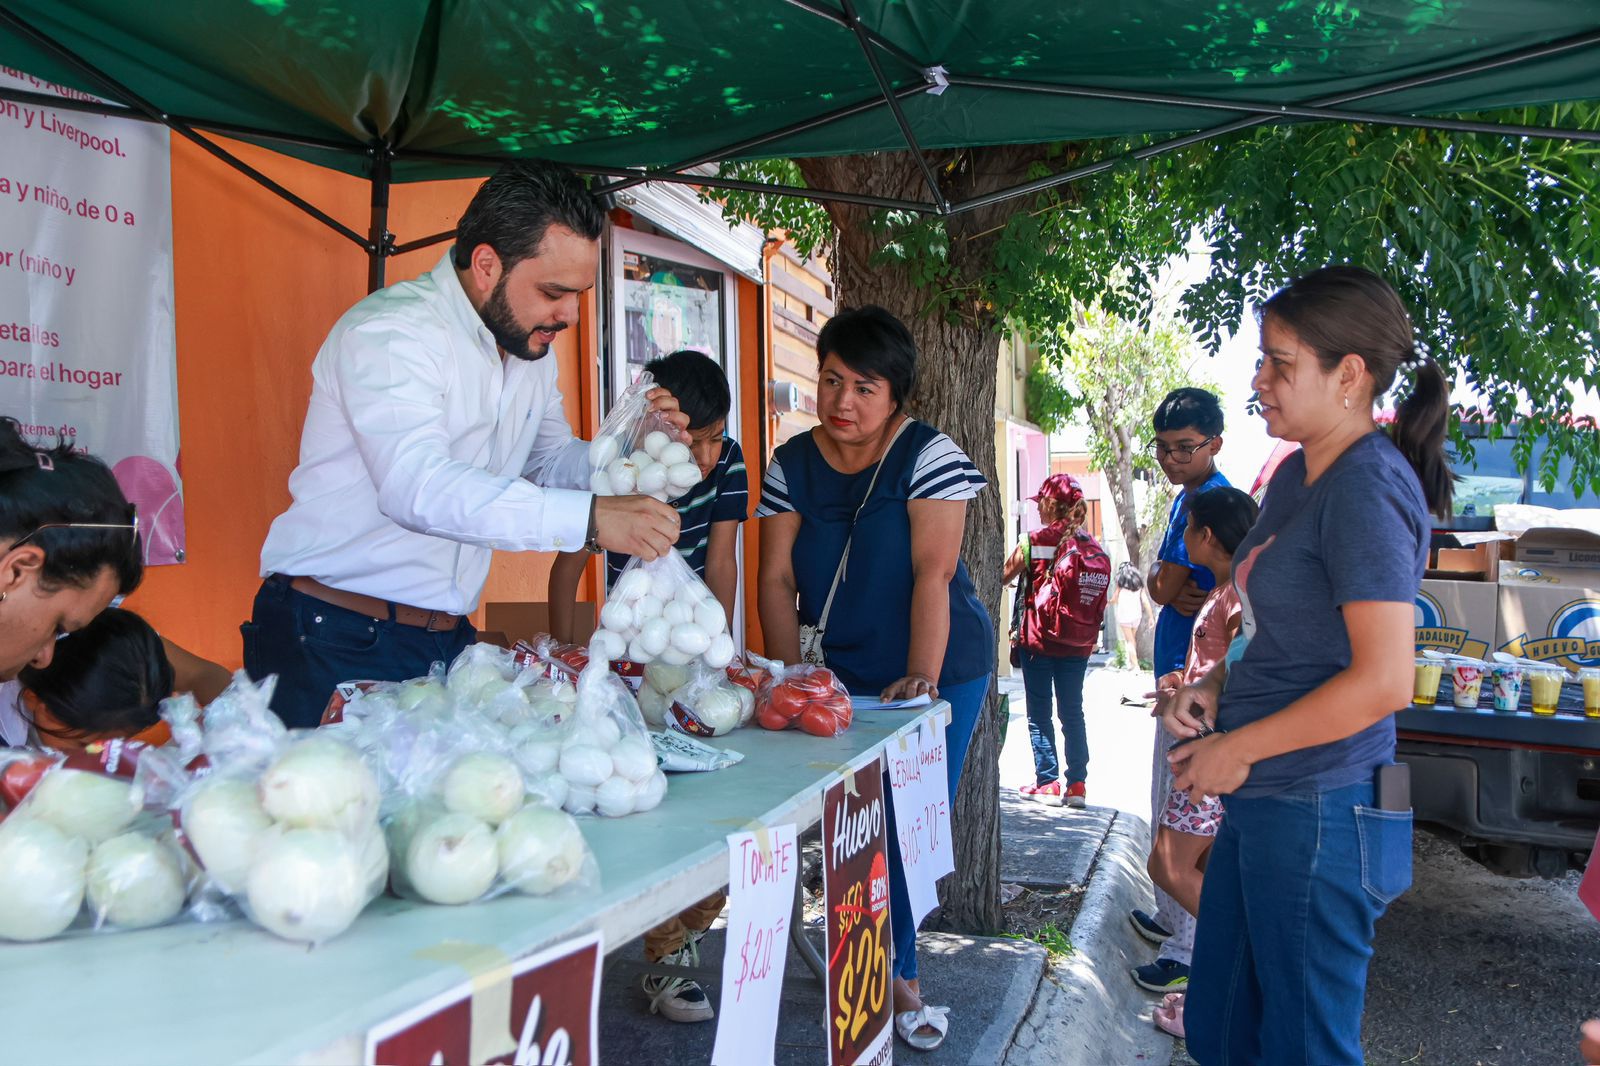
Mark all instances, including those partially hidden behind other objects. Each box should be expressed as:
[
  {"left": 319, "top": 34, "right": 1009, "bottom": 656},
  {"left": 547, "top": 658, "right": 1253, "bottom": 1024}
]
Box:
[
  {"left": 1581, "top": 668, "right": 1600, "bottom": 719},
  {"left": 1526, "top": 664, "right": 1566, "bottom": 716},
  {"left": 1412, "top": 657, "right": 1444, "bottom": 706}
]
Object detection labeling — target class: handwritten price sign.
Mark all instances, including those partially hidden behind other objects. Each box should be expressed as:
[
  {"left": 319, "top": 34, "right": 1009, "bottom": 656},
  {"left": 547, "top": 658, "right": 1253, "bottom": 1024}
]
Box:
[
  {"left": 823, "top": 758, "right": 893, "bottom": 1066},
  {"left": 887, "top": 716, "right": 955, "bottom": 927},
  {"left": 712, "top": 825, "right": 797, "bottom": 1066}
]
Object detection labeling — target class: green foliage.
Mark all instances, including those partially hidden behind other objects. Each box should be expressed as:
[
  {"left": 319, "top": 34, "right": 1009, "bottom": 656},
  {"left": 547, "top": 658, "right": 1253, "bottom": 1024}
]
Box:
[{"left": 1003, "top": 921, "right": 1075, "bottom": 959}]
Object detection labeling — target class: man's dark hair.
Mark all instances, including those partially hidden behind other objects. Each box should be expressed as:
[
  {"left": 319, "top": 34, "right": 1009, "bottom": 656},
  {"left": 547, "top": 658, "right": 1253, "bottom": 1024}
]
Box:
[
  {"left": 1152, "top": 387, "right": 1225, "bottom": 437},
  {"left": 815, "top": 305, "right": 917, "bottom": 411},
  {"left": 451, "top": 160, "right": 605, "bottom": 272},
  {"left": 644, "top": 350, "right": 731, "bottom": 431},
  {"left": 0, "top": 418, "right": 142, "bottom": 594},
  {"left": 20, "top": 608, "right": 172, "bottom": 742}
]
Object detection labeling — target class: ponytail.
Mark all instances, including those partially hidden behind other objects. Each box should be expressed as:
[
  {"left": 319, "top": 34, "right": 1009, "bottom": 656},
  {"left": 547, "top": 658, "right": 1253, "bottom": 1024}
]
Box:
[{"left": 1390, "top": 358, "right": 1454, "bottom": 520}]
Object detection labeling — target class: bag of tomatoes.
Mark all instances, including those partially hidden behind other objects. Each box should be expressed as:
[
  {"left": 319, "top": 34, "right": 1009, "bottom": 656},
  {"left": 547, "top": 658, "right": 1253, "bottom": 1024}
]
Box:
[{"left": 748, "top": 656, "right": 854, "bottom": 738}]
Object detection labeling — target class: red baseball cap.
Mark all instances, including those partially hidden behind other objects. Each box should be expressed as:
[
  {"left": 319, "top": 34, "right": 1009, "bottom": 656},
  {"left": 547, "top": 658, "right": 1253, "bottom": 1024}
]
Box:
[{"left": 1030, "top": 473, "right": 1083, "bottom": 505}]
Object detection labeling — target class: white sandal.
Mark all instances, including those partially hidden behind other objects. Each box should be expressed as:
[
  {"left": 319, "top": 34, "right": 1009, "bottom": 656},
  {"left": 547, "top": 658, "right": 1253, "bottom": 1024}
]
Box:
[{"left": 894, "top": 1004, "right": 951, "bottom": 1052}]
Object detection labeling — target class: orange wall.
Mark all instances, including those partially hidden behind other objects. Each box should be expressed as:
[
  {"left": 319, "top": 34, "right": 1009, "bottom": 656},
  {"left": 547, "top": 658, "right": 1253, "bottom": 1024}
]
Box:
[{"left": 121, "top": 135, "right": 584, "bottom": 667}]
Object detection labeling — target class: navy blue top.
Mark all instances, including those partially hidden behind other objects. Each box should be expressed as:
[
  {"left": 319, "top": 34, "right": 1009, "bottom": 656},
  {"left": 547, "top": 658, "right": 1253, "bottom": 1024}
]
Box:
[
  {"left": 1152, "top": 470, "right": 1231, "bottom": 677},
  {"left": 606, "top": 437, "right": 747, "bottom": 586},
  {"left": 1221, "top": 432, "right": 1428, "bottom": 796},
  {"left": 757, "top": 421, "right": 994, "bottom": 695}
]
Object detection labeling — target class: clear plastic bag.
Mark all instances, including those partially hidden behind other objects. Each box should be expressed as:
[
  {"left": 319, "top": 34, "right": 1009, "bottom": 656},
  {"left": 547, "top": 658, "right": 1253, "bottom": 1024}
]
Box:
[
  {"left": 589, "top": 551, "right": 736, "bottom": 674},
  {"left": 748, "top": 653, "right": 854, "bottom": 738},
  {"left": 0, "top": 749, "right": 198, "bottom": 941},
  {"left": 587, "top": 371, "right": 699, "bottom": 502},
  {"left": 554, "top": 662, "right": 669, "bottom": 817},
  {"left": 637, "top": 661, "right": 754, "bottom": 738}
]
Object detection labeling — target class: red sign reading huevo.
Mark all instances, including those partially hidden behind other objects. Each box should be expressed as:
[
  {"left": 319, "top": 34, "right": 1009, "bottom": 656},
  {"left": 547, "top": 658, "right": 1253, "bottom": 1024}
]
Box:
[{"left": 822, "top": 757, "right": 893, "bottom": 1066}]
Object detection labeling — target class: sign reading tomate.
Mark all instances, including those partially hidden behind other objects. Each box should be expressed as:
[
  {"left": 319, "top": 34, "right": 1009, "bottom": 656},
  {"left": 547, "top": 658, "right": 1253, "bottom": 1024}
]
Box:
[
  {"left": 822, "top": 757, "right": 893, "bottom": 1066},
  {"left": 365, "top": 931, "right": 602, "bottom": 1066}
]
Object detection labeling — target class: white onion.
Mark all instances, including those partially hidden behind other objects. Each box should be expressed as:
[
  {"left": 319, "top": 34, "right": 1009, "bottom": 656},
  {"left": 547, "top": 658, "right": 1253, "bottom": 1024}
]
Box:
[
  {"left": 26, "top": 769, "right": 143, "bottom": 845},
  {"left": 497, "top": 806, "right": 587, "bottom": 895},
  {"left": 0, "top": 816, "right": 88, "bottom": 941},
  {"left": 562, "top": 785, "right": 597, "bottom": 815},
  {"left": 182, "top": 775, "right": 273, "bottom": 893},
  {"left": 396, "top": 680, "right": 448, "bottom": 712},
  {"left": 733, "top": 684, "right": 756, "bottom": 725},
  {"left": 644, "top": 660, "right": 692, "bottom": 695},
  {"left": 245, "top": 828, "right": 368, "bottom": 943},
  {"left": 610, "top": 735, "right": 657, "bottom": 782},
  {"left": 636, "top": 462, "right": 669, "bottom": 496},
  {"left": 694, "top": 600, "right": 728, "bottom": 634},
  {"left": 704, "top": 632, "right": 736, "bottom": 670},
  {"left": 634, "top": 770, "right": 668, "bottom": 813},
  {"left": 660, "top": 646, "right": 694, "bottom": 666},
  {"left": 441, "top": 753, "right": 525, "bottom": 826},
  {"left": 356, "top": 824, "right": 390, "bottom": 899},
  {"left": 659, "top": 441, "right": 693, "bottom": 467},
  {"left": 589, "top": 436, "right": 621, "bottom": 469},
  {"left": 526, "top": 696, "right": 568, "bottom": 724},
  {"left": 590, "top": 469, "right": 614, "bottom": 496},
  {"left": 614, "top": 569, "right": 654, "bottom": 603},
  {"left": 594, "top": 775, "right": 640, "bottom": 817},
  {"left": 694, "top": 687, "right": 744, "bottom": 735},
  {"left": 599, "top": 600, "right": 635, "bottom": 633},
  {"left": 642, "top": 430, "right": 671, "bottom": 459},
  {"left": 87, "top": 832, "right": 187, "bottom": 929},
  {"left": 527, "top": 771, "right": 570, "bottom": 810},
  {"left": 404, "top": 813, "right": 499, "bottom": 904},
  {"left": 449, "top": 660, "right": 504, "bottom": 701},
  {"left": 552, "top": 682, "right": 578, "bottom": 705},
  {"left": 515, "top": 738, "right": 562, "bottom": 775},
  {"left": 589, "top": 629, "right": 627, "bottom": 664},
  {"left": 636, "top": 685, "right": 671, "bottom": 728},
  {"left": 667, "top": 462, "right": 702, "bottom": 489},
  {"left": 638, "top": 618, "right": 672, "bottom": 657},
  {"left": 558, "top": 745, "right": 613, "bottom": 787},
  {"left": 258, "top": 737, "right": 380, "bottom": 832},
  {"left": 649, "top": 568, "right": 678, "bottom": 603},
  {"left": 662, "top": 600, "right": 693, "bottom": 627},
  {"left": 670, "top": 622, "right": 712, "bottom": 657}
]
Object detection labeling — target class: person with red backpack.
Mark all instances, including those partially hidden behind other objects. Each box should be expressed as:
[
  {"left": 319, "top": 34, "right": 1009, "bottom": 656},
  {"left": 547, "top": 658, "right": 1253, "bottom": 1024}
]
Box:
[{"left": 1004, "top": 473, "right": 1110, "bottom": 807}]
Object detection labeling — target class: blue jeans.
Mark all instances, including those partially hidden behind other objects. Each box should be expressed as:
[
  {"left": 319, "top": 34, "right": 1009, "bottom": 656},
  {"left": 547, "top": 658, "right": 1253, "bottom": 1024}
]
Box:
[
  {"left": 242, "top": 578, "right": 476, "bottom": 729},
  {"left": 1019, "top": 650, "right": 1089, "bottom": 785},
  {"left": 1186, "top": 779, "right": 1413, "bottom": 1066},
  {"left": 881, "top": 673, "right": 989, "bottom": 982}
]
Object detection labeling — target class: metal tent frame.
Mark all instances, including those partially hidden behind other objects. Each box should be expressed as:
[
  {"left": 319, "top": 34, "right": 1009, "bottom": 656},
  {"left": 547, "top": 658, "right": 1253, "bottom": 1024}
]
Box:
[{"left": 3, "top": 2, "right": 1597, "bottom": 290}]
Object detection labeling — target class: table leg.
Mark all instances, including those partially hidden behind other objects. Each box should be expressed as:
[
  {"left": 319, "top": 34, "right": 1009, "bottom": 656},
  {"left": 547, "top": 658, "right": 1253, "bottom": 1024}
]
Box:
[{"left": 790, "top": 874, "right": 826, "bottom": 986}]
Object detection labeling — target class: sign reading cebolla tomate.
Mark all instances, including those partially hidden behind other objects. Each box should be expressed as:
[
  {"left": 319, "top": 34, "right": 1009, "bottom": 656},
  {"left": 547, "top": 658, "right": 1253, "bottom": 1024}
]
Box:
[{"left": 822, "top": 757, "right": 893, "bottom": 1066}]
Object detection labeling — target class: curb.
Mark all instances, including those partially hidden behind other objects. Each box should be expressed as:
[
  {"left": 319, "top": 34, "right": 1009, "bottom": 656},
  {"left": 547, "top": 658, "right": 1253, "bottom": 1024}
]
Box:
[{"left": 1003, "top": 812, "right": 1174, "bottom": 1066}]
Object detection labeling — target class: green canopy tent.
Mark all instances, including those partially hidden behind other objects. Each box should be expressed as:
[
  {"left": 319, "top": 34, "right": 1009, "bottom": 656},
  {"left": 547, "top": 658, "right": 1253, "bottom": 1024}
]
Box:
[{"left": 3, "top": 0, "right": 1599, "bottom": 287}]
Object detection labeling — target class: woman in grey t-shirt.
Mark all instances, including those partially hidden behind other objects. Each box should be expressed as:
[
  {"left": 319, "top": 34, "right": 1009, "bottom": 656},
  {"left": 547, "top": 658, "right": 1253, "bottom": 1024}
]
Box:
[{"left": 1159, "top": 267, "right": 1453, "bottom": 1064}]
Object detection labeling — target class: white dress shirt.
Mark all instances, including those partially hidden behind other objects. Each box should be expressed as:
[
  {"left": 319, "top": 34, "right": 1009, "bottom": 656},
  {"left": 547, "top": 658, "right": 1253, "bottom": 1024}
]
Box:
[{"left": 260, "top": 253, "right": 592, "bottom": 615}]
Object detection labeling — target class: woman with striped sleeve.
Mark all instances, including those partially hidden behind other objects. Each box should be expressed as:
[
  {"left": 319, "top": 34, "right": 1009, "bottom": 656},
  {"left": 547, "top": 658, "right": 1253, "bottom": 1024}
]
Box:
[{"left": 757, "top": 305, "right": 994, "bottom": 1053}]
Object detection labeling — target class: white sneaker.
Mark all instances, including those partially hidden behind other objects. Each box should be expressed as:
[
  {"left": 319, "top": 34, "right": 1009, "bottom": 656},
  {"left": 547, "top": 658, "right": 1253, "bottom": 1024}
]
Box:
[{"left": 642, "top": 941, "right": 715, "bottom": 1023}]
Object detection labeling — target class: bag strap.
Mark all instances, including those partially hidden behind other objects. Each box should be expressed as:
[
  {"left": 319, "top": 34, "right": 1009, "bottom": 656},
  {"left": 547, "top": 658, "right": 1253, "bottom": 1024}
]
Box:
[{"left": 816, "top": 418, "right": 913, "bottom": 635}]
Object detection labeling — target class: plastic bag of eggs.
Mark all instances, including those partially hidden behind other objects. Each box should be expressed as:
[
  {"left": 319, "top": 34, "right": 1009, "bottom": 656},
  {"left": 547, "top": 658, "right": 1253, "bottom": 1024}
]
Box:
[
  {"left": 588, "top": 557, "right": 736, "bottom": 673},
  {"left": 589, "top": 429, "right": 702, "bottom": 502}
]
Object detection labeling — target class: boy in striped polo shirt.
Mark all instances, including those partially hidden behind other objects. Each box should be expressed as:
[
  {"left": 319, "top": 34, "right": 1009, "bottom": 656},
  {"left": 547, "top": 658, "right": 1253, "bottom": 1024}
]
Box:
[{"left": 548, "top": 348, "right": 747, "bottom": 1024}]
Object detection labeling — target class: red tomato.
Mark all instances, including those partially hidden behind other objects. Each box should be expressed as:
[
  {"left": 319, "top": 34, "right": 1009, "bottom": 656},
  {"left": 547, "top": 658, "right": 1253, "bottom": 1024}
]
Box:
[
  {"left": 0, "top": 755, "right": 55, "bottom": 807},
  {"left": 757, "top": 706, "right": 792, "bottom": 731},
  {"left": 768, "top": 686, "right": 810, "bottom": 723},
  {"left": 798, "top": 705, "right": 843, "bottom": 737},
  {"left": 727, "top": 670, "right": 759, "bottom": 695}
]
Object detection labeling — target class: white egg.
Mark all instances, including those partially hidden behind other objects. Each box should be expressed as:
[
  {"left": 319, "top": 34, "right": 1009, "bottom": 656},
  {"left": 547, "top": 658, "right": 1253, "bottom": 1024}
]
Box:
[
  {"left": 588, "top": 629, "right": 627, "bottom": 664},
  {"left": 638, "top": 618, "right": 671, "bottom": 657},
  {"left": 628, "top": 449, "right": 652, "bottom": 468},
  {"left": 704, "top": 632, "right": 736, "bottom": 670},
  {"left": 599, "top": 600, "right": 635, "bottom": 634},
  {"left": 666, "top": 462, "right": 702, "bottom": 490},
  {"left": 594, "top": 775, "right": 639, "bottom": 818},
  {"left": 642, "top": 430, "right": 672, "bottom": 459},
  {"left": 558, "top": 745, "right": 613, "bottom": 788},
  {"left": 610, "top": 735, "right": 658, "bottom": 782},
  {"left": 675, "top": 583, "right": 705, "bottom": 606},
  {"left": 649, "top": 568, "right": 677, "bottom": 602},
  {"left": 634, "top": 770, "right": 669, "bottom": 813},
  {"left": 663, "top": 600, "right": 693, "bottom": 626},
  {"left": 670, "top": 622, "right": 712, "bottom": 657},
  {"left": 635, "top": 462, "right": 670, "bottom": 496},
  {"left": 606, "top": 458, "right": 637, "bottom": 495},
  {"left": 527, "top": 771, "right": 570, "bottom": 810},
  {"left": 626, "top": 636, "right": 651, "bottom": 663},
  {"left": 614, "top": 569, "right": 654, "bottom": 603},
  {"left": 634, "top": 594, "right": 664, "bottom": 621},
  {"left": 659, "top": 441, "right": 693, "bottom": 467},
  {"left": 562, "top": 785, "right": 597, "bottom": 816},
  {"left": 588, "top": 436, "right": 620, "bottom": 469},
  {"left": 589, "top": 469, "right": 614, "bottom": 496},
  {"left": 660, "top": 646, "right": 694, "bottom": 666},
  {"left": 515, "top": 738, "right": 562, "bottom": 775},
  {"left": 694, "top": 600, "right": 727, "bottom": 634},
  {"left": 589, "top": 715, "right": 623, "bottom": 749}
]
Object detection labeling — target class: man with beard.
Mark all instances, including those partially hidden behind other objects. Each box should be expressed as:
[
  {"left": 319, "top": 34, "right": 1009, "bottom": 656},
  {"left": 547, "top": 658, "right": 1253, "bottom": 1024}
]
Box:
[{"left": 248, "top": 161, "right": 685, "bottom": 727}]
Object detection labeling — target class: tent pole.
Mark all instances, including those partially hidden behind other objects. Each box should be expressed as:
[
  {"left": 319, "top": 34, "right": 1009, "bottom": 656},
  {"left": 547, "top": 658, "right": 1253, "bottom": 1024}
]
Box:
[
  {"left": 838, "top": 0, "right": 946, "bottom": 212},
  {"left": 367, "top": 145, "right": 394, "bottom": 293},
  {"left": 0, "top": 6, "right": 372, "bottom": 251},
  {"left": 947, "top": 26, "right": 1600, "bottom": 215}
]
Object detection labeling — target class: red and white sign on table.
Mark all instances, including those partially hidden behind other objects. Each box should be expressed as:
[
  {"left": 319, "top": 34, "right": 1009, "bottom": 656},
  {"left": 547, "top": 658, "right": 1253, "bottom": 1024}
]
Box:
[
  {"left": 365, "top": 931, "right": 602, "bottom": 1066},
  {"left": 886, "top": 715, "right": 955, "bottom": 927},
  {"left": 823, "top": 757, "right": 894, "bottom": 1066},
  {"left": 712, "top": 824, "right": 799, "bottom": 1066}
]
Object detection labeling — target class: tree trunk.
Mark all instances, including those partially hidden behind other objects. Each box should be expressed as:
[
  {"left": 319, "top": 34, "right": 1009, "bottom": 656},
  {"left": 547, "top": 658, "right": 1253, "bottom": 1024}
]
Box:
[{"left": 1102, "top": 399, "right": 1156, "bottom": 668}]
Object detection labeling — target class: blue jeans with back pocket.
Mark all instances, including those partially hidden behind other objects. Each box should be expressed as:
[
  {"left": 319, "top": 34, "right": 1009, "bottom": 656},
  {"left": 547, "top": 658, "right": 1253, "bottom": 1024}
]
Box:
[{"left": 1185, "top": 777, "right": 1412, "bottom": 1066}]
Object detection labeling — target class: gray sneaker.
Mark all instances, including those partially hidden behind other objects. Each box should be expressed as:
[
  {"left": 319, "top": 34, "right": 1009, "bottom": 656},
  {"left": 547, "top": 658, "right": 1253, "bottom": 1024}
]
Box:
[{"left": 642, "top": 940, "right": 715, "bottom": 1023}]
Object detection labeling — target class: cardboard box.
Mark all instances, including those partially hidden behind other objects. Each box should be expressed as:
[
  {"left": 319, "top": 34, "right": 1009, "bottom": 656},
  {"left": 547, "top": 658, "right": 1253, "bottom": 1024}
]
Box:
[
  {"left": 1415, "top": 578, "right": 1498, "bottom": 659},
  {"left": 482, "top": 601, "right": 596, "bottom": 646},
  {"left": 1495, "top": 528, "right": 1600, "bottom": 670}
]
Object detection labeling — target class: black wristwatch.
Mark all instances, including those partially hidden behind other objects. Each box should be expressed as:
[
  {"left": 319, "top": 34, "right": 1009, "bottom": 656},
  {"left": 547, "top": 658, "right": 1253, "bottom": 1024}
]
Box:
[{"left": 584, "top": 496, "right": 602, "bottom": 554}]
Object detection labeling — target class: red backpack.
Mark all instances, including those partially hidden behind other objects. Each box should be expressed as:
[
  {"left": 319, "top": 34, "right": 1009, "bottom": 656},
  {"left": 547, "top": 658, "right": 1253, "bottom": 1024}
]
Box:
[{"left": 1022, "top": 530, "right": 1111, "bottom": 655}]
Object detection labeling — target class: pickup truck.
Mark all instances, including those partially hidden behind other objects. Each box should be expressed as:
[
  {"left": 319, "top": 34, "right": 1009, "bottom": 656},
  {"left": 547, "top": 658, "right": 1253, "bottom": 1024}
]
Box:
[{"left": 1397, "top": 425, "right": 1599, "bottom": 878}]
